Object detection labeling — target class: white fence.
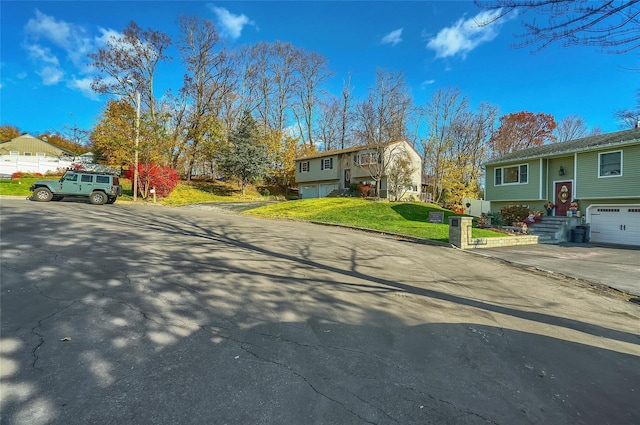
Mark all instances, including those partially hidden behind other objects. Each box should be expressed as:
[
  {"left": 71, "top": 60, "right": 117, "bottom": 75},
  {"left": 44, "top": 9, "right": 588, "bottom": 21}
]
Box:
[
  {"left": 462, "top": 197, "right": 492, "bottom": 217},
  {"left": 0, "top": 155, "right": 79, "bottom": 175}
]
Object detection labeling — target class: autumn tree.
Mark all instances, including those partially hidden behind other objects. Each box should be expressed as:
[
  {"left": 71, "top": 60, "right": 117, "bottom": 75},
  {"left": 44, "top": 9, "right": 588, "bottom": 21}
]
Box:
[
  {"left": 91, "top": 99, "right": 165, "bottom": 168},
  {"left": 215, "top": 112, "right": 269, "bottom": 196},
  {"left": 476, "top": 0, "right": 640, "bottom": 53},
  {"left": 0, "top": 125, "right": 21, "bottom": 141},
  {"left": 489, "top": 111, "right": 557, "bottom": 157},
  {"left": 37, "top": 133, "right": 86, "bottom": 155}
]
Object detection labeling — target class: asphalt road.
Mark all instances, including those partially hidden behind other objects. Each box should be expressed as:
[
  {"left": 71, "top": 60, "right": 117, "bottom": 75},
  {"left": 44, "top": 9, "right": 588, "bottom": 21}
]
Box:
[{"left": 1, "top": 198, "right": 639, "bottom": 425}]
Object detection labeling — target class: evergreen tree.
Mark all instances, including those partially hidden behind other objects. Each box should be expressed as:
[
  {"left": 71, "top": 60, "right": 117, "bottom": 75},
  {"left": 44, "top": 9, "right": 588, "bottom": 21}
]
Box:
[{"left": 216, "top": 112, "right": 269, "bottom": 196}]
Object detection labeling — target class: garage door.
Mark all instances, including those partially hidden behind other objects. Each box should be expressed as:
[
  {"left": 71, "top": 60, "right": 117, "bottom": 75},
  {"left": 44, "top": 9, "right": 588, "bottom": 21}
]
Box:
[
  {"left": 589, "top": 206, "right": 640, "bottom": 246},
  {"left": 301, "top": 185, "right": 318, "bottom": 199}
]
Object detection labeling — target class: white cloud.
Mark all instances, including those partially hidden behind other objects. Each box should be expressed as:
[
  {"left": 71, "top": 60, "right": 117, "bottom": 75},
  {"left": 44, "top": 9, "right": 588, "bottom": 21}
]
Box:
[
  {"left": 381, "top": 28, "right": 403, "bottom": 46},
  {"left": 426, "top": 9, "right": 507, "bottom": 59},
  {"left": 39, "top": 66, "right": 65, "bottom": 85},
  {"left": 69, "top": 77, "right": 100, "bottom": 100},
  {"left": 25, "top": 10, "right": 93, "bottom": 71},
  {"left": 420, "top": 79, "right": 436, "bottom": 89},
  {"left": 209, "top": 5, "right": 255, "bottom": 39},
  {"left": 21, "top": 10, "right": 120, "bottom": 99}
]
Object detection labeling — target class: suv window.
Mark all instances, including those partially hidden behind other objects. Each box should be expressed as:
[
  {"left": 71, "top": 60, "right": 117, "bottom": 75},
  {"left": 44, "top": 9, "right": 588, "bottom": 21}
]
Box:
[
  {"left": 64, "top": 174, "right": 78, "bottom": 182},
  {"left": 96, "top": 175, "right": 110, "bottom": 184},
  {"left": 81, "top": 175, "right": 94, "bottom": 183}
]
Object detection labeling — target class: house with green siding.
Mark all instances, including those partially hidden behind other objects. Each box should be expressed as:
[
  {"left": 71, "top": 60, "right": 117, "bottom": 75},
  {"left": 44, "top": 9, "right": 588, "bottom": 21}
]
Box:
[
  {"left": 484, "top": 128, "right": 640, "bottom": 247},
  {"left": 295, "top": 140, "right": 422, "bottom": 200}
]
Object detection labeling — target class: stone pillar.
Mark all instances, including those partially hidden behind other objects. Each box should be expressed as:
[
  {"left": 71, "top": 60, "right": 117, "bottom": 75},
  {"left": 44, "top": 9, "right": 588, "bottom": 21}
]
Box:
[{"left": 449, "top": 216, "right": 473, "bottom": 249}]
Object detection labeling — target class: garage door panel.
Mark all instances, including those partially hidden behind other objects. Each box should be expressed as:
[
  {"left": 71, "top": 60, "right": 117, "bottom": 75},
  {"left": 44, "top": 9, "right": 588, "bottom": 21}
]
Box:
[{"left": 589, "top": 206, "right": 640, "bottom": 246}]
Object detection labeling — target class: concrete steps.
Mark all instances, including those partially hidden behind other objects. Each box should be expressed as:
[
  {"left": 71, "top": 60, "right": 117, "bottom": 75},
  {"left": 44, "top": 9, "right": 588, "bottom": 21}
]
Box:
[{"left": 528, "top": 216, "right": 581, "bottom": 244}]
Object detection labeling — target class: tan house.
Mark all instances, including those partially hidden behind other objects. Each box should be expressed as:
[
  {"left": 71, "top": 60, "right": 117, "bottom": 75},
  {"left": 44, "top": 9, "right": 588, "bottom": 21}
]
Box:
[
  {"left": 0, "top": 134, "right": 75, "bottom": 158},
  {"left": 295, "top": 140, "right": 422, "bottom": 200}
]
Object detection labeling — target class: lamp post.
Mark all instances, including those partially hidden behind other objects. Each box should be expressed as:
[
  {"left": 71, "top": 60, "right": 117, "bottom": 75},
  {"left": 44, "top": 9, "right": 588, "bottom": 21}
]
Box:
[{"left": 133, "top": 89, "right": 140, "bottom": 202}]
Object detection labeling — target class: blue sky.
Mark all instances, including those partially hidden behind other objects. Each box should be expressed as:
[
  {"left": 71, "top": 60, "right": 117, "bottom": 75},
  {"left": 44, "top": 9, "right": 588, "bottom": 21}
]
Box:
[{"left": 1, "top": 0, "right": 638, "bottom": 138}]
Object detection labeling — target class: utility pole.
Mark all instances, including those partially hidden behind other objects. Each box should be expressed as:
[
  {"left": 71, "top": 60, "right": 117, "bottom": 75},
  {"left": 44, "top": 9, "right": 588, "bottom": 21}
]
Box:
[{"left": 134, "top": 89, "right": 140, "bottom": 202}]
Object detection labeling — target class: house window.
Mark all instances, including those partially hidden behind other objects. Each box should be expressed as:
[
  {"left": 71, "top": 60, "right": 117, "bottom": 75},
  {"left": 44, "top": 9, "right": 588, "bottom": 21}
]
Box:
[
  {"left": 354, "top": 152, "right": 379, "bottom": 166},
  {"left": 36, "top": 152, "right": 46, "bottom": 157},
  {"left": 599, "top": 151, "right": 622, "bottom": 177},
  {"left": 9, "top": 151, "right": 19, "bottom": 156},
  {"left": 494, "top": 164, "right": 528, "bottom": 185},
  {"left": 23, "top": 152, "right": 32, "bottom": 156},
  {"left": 321, "top": 158, "right": 333, "bottom": 170},
  {"left": 298, "top": 161, "right": 310, "bottom": 173}
]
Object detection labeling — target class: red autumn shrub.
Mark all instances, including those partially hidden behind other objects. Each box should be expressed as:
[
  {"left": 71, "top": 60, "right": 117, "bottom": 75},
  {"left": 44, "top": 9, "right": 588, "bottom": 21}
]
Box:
[{"left": 125, "top": 163, "right": 179, "bottom": 198}]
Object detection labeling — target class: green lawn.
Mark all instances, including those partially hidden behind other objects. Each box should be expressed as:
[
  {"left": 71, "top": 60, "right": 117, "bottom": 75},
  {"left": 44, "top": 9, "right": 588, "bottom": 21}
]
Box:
[
  {"left": 0, "top": 177, "right": 42, "bottom": 196},
  {"left": 244, "top": 198, "right": 504, "bottom": 242}
]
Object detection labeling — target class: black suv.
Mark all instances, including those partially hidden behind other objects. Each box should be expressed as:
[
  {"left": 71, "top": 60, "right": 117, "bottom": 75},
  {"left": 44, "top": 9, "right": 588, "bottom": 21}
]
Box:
[{"left": 30, "top": 170, "right": 124, "bottom": 205}]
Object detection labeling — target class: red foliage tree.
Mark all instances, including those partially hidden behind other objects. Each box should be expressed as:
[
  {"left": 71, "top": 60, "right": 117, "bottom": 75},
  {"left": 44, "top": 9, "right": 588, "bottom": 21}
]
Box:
[
  {"left": 125, "top": 163, "right": 179, "bottom": 198},
  {"left": 489, "top": 111, "right": 557, "bottom": 157}
]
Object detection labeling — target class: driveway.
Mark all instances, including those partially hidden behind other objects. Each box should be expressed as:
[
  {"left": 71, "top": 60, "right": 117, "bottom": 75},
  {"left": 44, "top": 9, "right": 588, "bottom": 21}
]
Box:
[{"left": 1, "top": 199, "right": 639, "bottom": 424}]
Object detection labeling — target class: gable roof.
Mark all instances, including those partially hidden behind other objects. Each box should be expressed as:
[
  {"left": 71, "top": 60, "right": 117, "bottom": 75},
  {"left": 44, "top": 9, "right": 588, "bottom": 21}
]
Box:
[
  {"left": 296, "top": 140, "right": 419, "bottom": 161},
  {"left": 485, "top": 128, "right": 640, "bottom": 166},
  {"left": 0, "top": 134, "right": 76, "bottom": 156}
]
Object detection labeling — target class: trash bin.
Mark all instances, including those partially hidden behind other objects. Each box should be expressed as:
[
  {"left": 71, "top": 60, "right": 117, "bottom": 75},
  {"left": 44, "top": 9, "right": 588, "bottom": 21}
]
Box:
[
  {"left": 571, "top": 228, "right": 586, "bottom": 243},
  {"left": 576, "top": 224, "right": 590, "bottom": 243}
]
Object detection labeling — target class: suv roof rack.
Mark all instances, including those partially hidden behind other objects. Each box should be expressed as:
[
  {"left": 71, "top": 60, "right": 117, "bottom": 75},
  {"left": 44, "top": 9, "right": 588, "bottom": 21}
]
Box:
[{"left": 65, "top": 168, "right": 121, "bottom": 176}]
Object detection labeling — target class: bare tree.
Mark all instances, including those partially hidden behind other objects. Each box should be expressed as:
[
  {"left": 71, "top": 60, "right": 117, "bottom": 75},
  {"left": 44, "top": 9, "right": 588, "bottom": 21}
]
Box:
[
  {"left": 89, "top": 22, "right": 172, "bottom": 122},
  {"left": 418, "top": 87, "right": 469, "bottom": 204},
  {"left": 292, "top": 49, "right": 333, "bottom": 146},
  {"left": 556, "top": 114, "right": 589, "bottom": 142},
  {"left": 340, "top": 73, "right": 354, "bottom": 149},
  {"left": 316, "top": 95, "right": 341, "bottom": 151},
  {"left": 177, "top": 15, "right": 236, "bottom": 179},
  {"left": 476, "top": 0, "right": 640, "bottom": 53},
  {"left": 615, "top": 89, "right": 640, "bottom": 128},
  {"left": 353, "top": 68, "right": 412, "bottom": 197}
]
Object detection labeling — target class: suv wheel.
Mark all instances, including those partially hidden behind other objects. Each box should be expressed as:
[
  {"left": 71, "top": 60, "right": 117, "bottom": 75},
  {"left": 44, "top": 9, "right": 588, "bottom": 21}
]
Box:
[
  {"left": 89, "top": 191, "right": 107, "bottom": 205},
  {"left": 106, "top": 196, "right": 117, "bottom": 204},
  {"left": 33, "top": 187, "right": 53, "bottom": 202}
]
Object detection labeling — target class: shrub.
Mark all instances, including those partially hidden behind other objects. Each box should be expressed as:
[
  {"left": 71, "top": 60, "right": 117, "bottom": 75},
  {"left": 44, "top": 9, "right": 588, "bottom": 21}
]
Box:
[
  {"left": 500, "top": 205, "right": 532, "bottom": 225},
  {"left": 125, "top": 163, "right": 179, "bottom": 198},
  {"left": 11, "top": 172, "right": 23, "bottom": 179},
  {"left": 261, "top": 188, "right": 270, "bottom": 197}
]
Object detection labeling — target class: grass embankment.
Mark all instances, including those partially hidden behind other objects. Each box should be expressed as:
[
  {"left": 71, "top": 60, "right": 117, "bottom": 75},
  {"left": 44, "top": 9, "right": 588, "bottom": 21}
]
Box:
[{"left": 245, "top": 198, "right": 504, "bottom": 242}]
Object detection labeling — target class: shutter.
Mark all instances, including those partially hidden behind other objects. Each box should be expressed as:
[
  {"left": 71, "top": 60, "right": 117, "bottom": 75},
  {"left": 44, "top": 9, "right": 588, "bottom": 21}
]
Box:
[
  {"left": 321, "top": 160, "right": 324, "bottom": 170},
  {"left": 298, "top": 162, "right": 301, "bottom": 173},
  {"left": 330, "top": 158, "right": 333, "bottom": 169}
]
